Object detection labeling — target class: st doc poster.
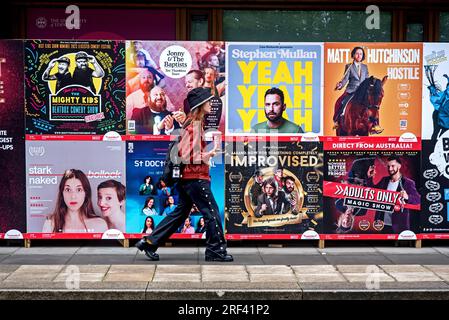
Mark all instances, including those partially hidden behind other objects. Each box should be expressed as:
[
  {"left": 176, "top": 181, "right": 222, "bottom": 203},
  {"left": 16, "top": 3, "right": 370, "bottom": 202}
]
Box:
[
  {"left": 25, "top": 40, "right": 126, "bottom": 135},
  {"left": 125, "top": 140, "right": 225, "bottom": 238},
  {"left": 225, "top": 137, "right": 323, "bottom": 239},
  {"left": 324, "top": 42, "right": 422, "bottom": 137},
  {"left": 0, "top": 40, "right": 26, "bottom": 238},
  {"left": 226, "top": 42, "right": 323, "bottom": 136}
]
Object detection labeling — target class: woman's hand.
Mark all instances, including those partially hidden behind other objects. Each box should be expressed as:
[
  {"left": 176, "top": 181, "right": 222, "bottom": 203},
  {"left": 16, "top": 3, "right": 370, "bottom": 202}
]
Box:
[{"left": 172, "top": 111, "right": 186, "bottom": 125}]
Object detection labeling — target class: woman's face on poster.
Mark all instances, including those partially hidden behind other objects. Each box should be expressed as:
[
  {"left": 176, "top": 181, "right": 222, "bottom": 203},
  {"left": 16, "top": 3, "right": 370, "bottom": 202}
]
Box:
[
  {"left": 63, "top": 178, "right": 86, "bottom": 212},
  {"left": 97, "top": 187, "right": 122, "bottom": 217},
  {"left": 204, "top": 68, "right": 215, "bottom": 82}
]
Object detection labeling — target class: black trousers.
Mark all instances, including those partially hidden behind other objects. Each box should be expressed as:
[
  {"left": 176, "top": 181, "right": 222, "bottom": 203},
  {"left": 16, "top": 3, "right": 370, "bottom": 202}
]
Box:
[{"left": 147, "top": 179, "right": 227, "bottom": 253}]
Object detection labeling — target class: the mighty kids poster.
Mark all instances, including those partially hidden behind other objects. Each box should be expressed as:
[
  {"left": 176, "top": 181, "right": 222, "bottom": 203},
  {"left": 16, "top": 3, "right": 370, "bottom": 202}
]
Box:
[
  {"left": 126, "top": 140, "right": 225, "bottom": 238},
  {"left": 26, "top": 141, "right": 126, "bottom": 235},
  {"left": 126, "top": 41, "right": 226, "bottom": 135},
  {"left": 323, "top": 137, "right": 421, "bottom": 238},
  {"left": 421, "top": 43, "right": 449, "bottom": 236},
  {"left": 25, "top": 40, "right": 126, "bottom": 135},
  {"left": 0, "top": 40, "right": 26, "bottom": 236},
  {"left": 324, "top": 43, "right": 422, "bottom": 137},
  {"left": 226, "top": 42, "right": 323, "bottom": 136},
  {"left": 225, "top": 138, "right": 323, "bottom": 238}
]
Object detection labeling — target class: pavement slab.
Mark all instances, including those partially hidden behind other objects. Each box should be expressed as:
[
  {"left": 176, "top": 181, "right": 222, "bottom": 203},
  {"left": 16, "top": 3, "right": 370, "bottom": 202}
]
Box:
[
  {"left": 260, "top": 254, "right": 328, "bottom": 265},
  {"left": 249, "top": 274, "right": 298, "bottom": 282},
  {"left": 152, "top": 273, "right": 201, "bottom": 282},
  {"left": 375, "top": 247, "right": 439, "bottom": 255},
  {"left": 0, "top": 255, "right": 73, "bottom": 265},
  {"left": 384, "top": 254, "right": 449, "bottom": 264},
  {"left": 296, "top": 273, "right": 346, "bottom": 282},
  {"left": 341, "top": 273, "right": 395, "bottom": 282},
  {"left": 14, "top": 247, "right": 80, "bottom": 255},
  {"left": 380, "top": 264, "right": 428, "bottom": 273},
  {"left": 104, "top": 265, "right": 155, "bottom": 282},
  {"left": 156, "top": 265, "right": 201, "bottom": 273},
  {"left": 0, "top": 248, "right": 20, "bottom": 255},
  {"left": 201, "top": 265, "right": 246, "bottom": 273},
  {"left": 292, "top": 265, "right": 338, "bottom": 273},
  {"left": 246, "top": 265, "right": 294, "bottom": 274},
  {"left": 388, "top": 272, "right": 443, "bottom": 282},
  {"left": 258, "top": 248, "right": 320, "bottom": 255},
  {"left": 423, "top": 265, "right": 449, "bottom": 273},
  {"left": 324, "top": 255, "right": 393, "bottom": 265},
  {"left": 337, "top": 265, "right": 379, "bottom": 273},
  {"left": 202, "top": 274, "right": 249, "bottom": 282},
  {"left": 319, "top": 247, "right": 378, "bottom": 255}
]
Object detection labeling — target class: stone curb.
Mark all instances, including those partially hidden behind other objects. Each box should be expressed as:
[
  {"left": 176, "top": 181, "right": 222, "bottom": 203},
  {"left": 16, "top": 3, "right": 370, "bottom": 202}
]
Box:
[{"left": 1, "top": 288, "right": 449, "bottom": 300}]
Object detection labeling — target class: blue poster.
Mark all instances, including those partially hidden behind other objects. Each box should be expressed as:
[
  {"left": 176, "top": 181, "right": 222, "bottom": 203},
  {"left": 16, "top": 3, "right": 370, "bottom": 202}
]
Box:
[{"left": 125, "top": 140, "right": 224, "bottom": 236}]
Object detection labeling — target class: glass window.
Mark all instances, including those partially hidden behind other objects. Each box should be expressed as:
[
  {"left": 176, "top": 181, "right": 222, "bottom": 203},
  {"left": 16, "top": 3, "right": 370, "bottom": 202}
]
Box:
[
  {"left": 223, "top": 10, "right": 392, "bottom": 42},
  {"left": 190, "top": 14, "right": 209, "bottom": 41},
  {"left": 441, "top": 12, "right": 449, "bottom": 42},
  {"left": 406, "top": 23, "right": 423, "bottom": 41}
]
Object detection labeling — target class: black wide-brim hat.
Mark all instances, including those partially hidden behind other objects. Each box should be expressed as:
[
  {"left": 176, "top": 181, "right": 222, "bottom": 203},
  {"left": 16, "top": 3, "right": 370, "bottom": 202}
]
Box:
[
  {"left": 75, "top": 52, "right": 88, "bottom": 61},
  {"left": 57, "top": 56, "right": 70, "bottom": 64},
  {"left": 187, "top": 87, "right": 214, "bottom": 112}
]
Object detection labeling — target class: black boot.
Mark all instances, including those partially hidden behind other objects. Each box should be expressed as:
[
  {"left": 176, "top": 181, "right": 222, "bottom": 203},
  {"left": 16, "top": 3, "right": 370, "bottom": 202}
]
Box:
[
  {"left": 205, "top": 248, "right": 233, "bottom": 262},
  {"left": 135, "top": 238, "right": 159, "bottom": 261}
]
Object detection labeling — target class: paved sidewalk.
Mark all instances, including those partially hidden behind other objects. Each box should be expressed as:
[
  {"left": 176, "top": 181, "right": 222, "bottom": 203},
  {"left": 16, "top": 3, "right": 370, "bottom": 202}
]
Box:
[{"left": 0, "top": 246, "right": 449, "bottom": 299}]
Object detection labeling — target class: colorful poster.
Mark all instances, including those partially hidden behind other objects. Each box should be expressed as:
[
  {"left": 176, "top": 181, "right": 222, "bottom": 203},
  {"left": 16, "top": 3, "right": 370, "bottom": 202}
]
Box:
[
  {"left": 422, "top": 43, "right": 449, "bottom": 140},
  {"left": 25, "top": 40, "right": 126, "bottom": 135},
  {"left": 0, "top": 40, "right": 26, "bottom": 236},
  {"left": 225, "top": 138, "right": 323, "bottom": 238},
  {"left": 27, "top": 8, "right": 176, "bottom": 40},
  {"left": 421, "top": 138, "right": 449, "bottom": 234},
  {"left": 421, "top": 43, "right": 449, "bottom": 236},
  {"left": 226, "top": 42, "right": 323, "bottom": 136},
  {"left": 324, "top": 43, "right": 422, "bottom": 137},
  {"left": 323, "top": 137, "right": 421, "bottom": 238},
  {"left": 125, "top": 140, "right": 224, "bottom": 237},
  {"left": 126, "top": 41, "right": 226, "bottom": 135},
  {"left": 26, "top": 140, "right": 126, "bottom": 235}
]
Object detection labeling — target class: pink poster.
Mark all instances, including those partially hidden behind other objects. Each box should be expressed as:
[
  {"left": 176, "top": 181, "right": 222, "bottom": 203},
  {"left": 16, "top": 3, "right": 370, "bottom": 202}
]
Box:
[{"left": 27, "top": 8, "right": 176, "bottom": 40}]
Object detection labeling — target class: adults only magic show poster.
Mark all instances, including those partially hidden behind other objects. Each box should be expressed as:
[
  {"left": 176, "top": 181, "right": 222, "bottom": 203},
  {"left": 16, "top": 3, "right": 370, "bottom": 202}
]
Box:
[{"left": 323, "top": 136, "right": 421, "bottom": 239}]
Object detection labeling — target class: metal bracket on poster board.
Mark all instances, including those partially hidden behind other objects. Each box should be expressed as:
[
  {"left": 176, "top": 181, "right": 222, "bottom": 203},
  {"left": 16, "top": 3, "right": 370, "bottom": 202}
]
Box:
[
  {"left": 24, "top": 239, "right": 31, "bottom": 248},
  {"left": 318, "top": 240, "right": 325, "bottom": 249},
  {"left": 118, "top": 239, "right": 129, "bottom": 248}
]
